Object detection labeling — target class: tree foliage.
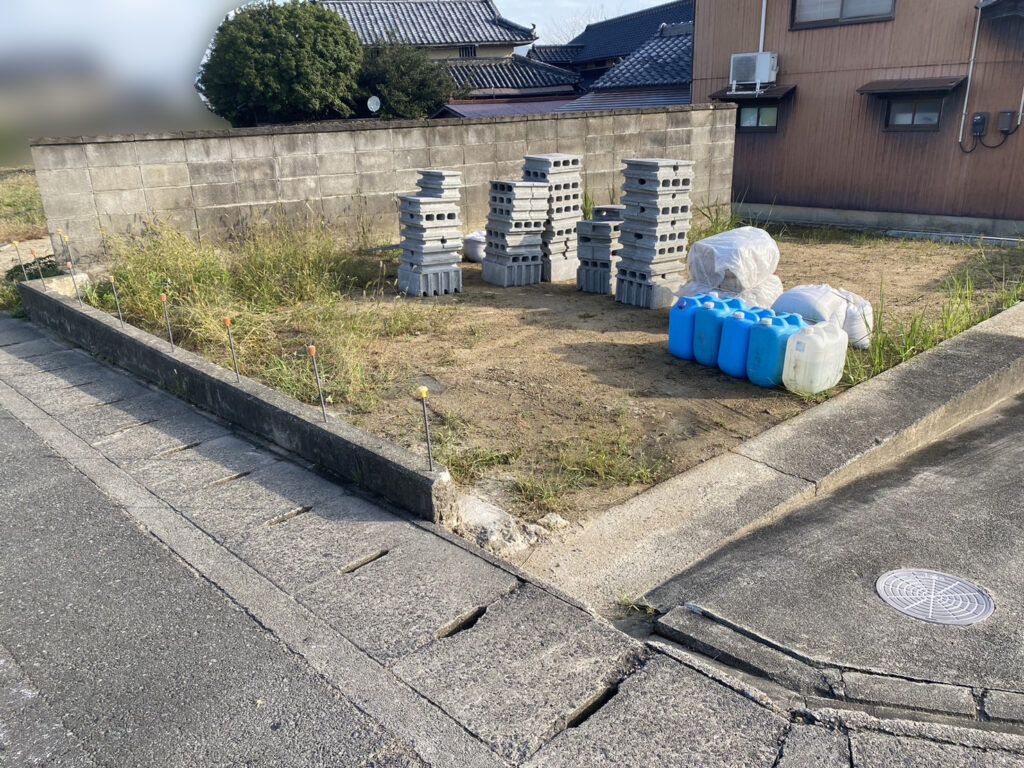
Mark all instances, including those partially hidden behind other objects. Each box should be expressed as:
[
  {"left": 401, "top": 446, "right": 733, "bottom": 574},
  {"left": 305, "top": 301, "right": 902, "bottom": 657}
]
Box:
[
  {"left": 357, "top": 35, "right": 460, "bottom": 119},
  {"left": 197, "top": 0, "right": 363, "bottom": 127}
]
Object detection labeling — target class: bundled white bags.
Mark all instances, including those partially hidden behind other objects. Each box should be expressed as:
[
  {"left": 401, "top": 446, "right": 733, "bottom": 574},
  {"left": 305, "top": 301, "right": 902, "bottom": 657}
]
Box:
[
  {"left": 679, "top": 226, "right": 784, "bottom": 308},
  {"left": 772, "top": 284, "right": 874, "bottom": 349}
]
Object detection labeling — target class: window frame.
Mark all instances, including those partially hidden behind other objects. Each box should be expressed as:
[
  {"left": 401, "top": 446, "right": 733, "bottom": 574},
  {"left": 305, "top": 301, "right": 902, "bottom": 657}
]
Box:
[
  {"left": 790, "top": 0, "right": 896, "bottom": 30},
  {"left": 736, "top": 104, "right": 781, "bottom": 134},
  {"left": 458, "top": 44, "right": 478, "bottom": 58},
  {"left": 883, "top": 96, "right": 943, "bottom": 132}
]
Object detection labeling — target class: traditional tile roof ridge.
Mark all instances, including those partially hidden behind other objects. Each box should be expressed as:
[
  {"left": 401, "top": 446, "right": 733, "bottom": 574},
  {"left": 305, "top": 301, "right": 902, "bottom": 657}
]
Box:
[
  {"left": 318, "top": 0, "right": 537, "bottom": 47},
  {"left": 591, "top": 22, "right": 693, "bottom": 91},
  {"left": 557, "top": 86, "right": 692, "bottom": 112},
  {"left": 563, "top": 0, "right": 693, "bottom": 65},
  {"left": 527, "top": 44, "right": 583, "bottom": 65},
  {"left": 448, "top": 54, "right": 582, "bottom": 91}
]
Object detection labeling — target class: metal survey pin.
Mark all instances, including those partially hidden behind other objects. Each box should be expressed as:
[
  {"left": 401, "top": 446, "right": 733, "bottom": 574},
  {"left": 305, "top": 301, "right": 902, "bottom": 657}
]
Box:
[
  {"left": 32, "top": 249, "right": 46, "bottom": 289},
  {"left": 225, "top": 318, "right": 240, "bottom": 382},
  {"left": 12, "top": 241, "right": 27, "bottom": 281},
  {"left": 417, "top": 386, "right": 434, "bottom": 472},
  {"left": 160, "top": 293, "right": 174, "bottom": 351},
  {"left": 109, "top": 276, "right": 124, "bottom": 327},
  {"left": 308, "top": 345, "right": 327, "bottom": 423},
  {"left": 66, "top": 261, "right": 83, "bottom": 306},
  {"left": 61, "top": 235, "right": 72, "bottom": 265}
]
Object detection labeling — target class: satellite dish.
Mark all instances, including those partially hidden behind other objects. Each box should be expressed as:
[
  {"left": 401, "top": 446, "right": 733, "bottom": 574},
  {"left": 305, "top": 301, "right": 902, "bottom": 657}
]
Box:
[{"left": 367, "top": 96, "right": 381, "bottom": 114}]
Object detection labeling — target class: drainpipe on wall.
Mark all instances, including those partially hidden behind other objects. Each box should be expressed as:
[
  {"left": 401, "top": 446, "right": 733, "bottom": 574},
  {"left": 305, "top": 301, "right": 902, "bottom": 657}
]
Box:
[
  {"left": 957, "top": 5, "right": 983, "bottom": 145},
  {"left": 759, "top": 0, "right": 767, "bottom": 53}
]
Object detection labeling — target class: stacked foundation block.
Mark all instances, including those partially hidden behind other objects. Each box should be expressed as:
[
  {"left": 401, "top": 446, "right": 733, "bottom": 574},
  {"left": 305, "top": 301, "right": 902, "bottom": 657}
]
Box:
[
  {"left": 522, "top": 154, "right": 583, "bottom": 283},
  {"left": 397, "top": 170, "right": 463, "bottom": 297},
  {"left": 615, "top": 159, "right": 694, "bottom": 309},
  {"left": 481, "top": 181, "right": 548, "bottom": 288},
  {"left": 576, "top": 213, "right": 623, "bottom": 296}
]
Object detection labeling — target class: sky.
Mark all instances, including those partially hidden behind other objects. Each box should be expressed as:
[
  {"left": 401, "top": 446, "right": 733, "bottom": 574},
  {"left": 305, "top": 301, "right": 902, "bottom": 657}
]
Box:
[{"left": 0, "top": 0, "right": 671, "bottom": 95}]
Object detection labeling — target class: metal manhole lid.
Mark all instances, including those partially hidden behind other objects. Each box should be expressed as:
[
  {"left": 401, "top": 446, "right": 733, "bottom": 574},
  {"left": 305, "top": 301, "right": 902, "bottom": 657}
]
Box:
[{"left": 875, "top": 569, "right": 994, "bottom": 626}]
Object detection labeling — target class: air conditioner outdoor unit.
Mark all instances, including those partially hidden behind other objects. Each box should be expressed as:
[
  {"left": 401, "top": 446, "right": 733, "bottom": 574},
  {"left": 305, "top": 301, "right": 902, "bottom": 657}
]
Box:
[{"left": 730, "top": 52, "right": 778, "bottom": 91}]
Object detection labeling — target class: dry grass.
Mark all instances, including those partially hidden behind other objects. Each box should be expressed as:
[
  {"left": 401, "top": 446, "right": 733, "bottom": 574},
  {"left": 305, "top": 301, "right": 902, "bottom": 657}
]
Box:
[{"left": 0, "top": 168, "right": 47, "bottom": 243}]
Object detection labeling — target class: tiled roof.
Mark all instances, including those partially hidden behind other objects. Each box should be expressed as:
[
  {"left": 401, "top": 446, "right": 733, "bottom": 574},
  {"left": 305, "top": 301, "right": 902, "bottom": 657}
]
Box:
[
  {"left": 562, "top": 0, "right": 693, "bottom": 65},
  {"left": 437, "top": 98, "right": 579, "bottom": 117},
  {"left": 591, "top": 22, "right": 692, "bottom": 91},
  {"left": 318, "top": 0, "right": 537, "bottom": 46},
  {"left": 527, "top": 45, "right": 582, "bottom": 65},
  {"left": 556, "top": 86, "right": 692, "bottom": 112},
  {"left": 448, "top": 55, "right": 581, "bottom": 93}
]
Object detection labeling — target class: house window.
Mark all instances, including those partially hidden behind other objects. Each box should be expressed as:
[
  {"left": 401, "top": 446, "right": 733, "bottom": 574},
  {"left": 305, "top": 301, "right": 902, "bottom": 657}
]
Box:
[
  {"left": 738, "top": 105, "right": 779, "bottom": 133},
  {"left": 792, "top": 0, "right": 894, "bottom": 28},
  {"left": 885, "top": 98, "right": 941, "bottom": 131},
  {"left": 458, "top": 45, "right": 478, "bottom": 58}
]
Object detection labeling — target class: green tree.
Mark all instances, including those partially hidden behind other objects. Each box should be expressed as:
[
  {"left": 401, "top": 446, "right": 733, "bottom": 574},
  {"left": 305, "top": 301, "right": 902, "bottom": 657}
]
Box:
[
  {"left": 197, "top": 0, "right": 363, "bottom": 127},
  {"left": 358, "top": 35, "right": 460, "bottom": 119}
]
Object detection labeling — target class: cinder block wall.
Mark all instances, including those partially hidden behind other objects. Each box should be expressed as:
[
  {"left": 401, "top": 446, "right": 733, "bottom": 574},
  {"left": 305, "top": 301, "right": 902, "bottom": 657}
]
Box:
[{"left": 30, "top": 105, "right": 736, "bottom": 266}]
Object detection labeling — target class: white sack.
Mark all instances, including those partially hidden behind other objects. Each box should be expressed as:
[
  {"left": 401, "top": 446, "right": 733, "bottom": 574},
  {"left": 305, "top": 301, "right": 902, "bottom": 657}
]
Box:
[
  {"left": 836, "top": 288, "right": 874, "bottom": 350},
  {"left": 676, "top": 274, "right": 782, "bottom": 309},
  {"left": 463, "top": 232, "right": 486, "bottom": 263},
  {"left": 687, "top": 226, "right": 781, "bottom": 292},
  {"left": 772, "top": 284, "right": 874, "bottom": 349}
]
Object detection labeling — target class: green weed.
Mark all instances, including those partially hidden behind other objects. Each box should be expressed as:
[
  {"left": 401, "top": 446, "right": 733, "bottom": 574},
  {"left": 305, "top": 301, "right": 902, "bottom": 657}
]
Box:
[{"left": 0, "top": 168, "right": 46, "bottom": 243}]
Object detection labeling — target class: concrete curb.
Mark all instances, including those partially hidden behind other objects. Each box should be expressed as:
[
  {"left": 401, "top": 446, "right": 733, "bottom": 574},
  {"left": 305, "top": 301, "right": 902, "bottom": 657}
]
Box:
[
  {"left": 522, "top": 301, "right": 1024, "bottom": 613},
  {"left": 17, "top": 281, "right": 457, "bottom": 524}
]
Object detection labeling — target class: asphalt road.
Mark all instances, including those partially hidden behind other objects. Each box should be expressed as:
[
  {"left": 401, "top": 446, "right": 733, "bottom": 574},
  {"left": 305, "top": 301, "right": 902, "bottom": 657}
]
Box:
[{"left": 0, "top": 408, "right": 424, "bottom": 767}]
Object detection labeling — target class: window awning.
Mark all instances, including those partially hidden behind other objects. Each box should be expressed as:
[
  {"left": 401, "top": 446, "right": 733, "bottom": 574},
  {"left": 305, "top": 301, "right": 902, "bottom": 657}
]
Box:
[
  {"left": 857, "top": 76, "right": 966, "bottom": 96},
  {"left": 709, "top": 84, "right": 796, "bottom": 102},
  {"left": 977, "top": 0, "right": 1024, "bottom": 19}
]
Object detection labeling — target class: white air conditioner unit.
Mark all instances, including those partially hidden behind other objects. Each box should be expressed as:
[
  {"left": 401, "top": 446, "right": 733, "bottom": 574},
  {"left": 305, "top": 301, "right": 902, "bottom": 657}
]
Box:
[{"left": 729, "top": 52, "right": 778, "bottom": 91}]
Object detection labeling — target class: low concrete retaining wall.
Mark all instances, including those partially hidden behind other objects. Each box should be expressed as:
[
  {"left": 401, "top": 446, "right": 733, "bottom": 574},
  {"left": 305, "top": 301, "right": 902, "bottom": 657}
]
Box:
[
  {"left": 30, "top": 105, "right": 737, "bottom": 266},
  {"left": 18, "top": 281, "right": 456, "bottom": 523}
]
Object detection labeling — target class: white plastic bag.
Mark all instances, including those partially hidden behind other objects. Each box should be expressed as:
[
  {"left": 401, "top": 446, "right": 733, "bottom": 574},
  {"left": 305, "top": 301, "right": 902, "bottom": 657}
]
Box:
[
  {"left": 676, "top": 280, "right": 721, "bottom": 300},
  {"left": 836, "top": 288, "right": 873, "bottom": 350},
  {"left": 676, "top": 274, "right": 781, "bottom": 309},
  {"left": 687, "top": 226, "right": 780, "bottom": 292},
  {"left": 463, "top": 231, "right": 486, "bottom": 263}
]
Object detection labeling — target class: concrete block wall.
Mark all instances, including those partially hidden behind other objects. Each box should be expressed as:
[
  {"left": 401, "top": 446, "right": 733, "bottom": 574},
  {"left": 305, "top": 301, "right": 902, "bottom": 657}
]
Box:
[{"left": 30, "top": 105, "right": 736, "bottom": 266}]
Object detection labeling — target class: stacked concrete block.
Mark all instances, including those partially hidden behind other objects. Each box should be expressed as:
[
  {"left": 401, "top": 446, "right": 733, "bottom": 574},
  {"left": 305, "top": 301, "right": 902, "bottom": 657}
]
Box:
[
  {"left": 522, "top": 154, "right": 583, "bottom": 283},
  {"left": 615, "top": 159, "right": 694, "bottom": 309},
  {"left": 576, "top": 210, "right": 624, "bottom": 296},
  {"left": 481, "top": 181, "right": 548, "bottom": 288},
  {"left": 397, "top": 170, "right": 463, "bottom": 297}
]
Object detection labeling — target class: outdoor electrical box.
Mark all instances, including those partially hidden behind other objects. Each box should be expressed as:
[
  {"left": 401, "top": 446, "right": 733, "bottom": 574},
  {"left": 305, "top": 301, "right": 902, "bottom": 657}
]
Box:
[
  {"left": 972, "top": 112, "right": 989, "bottom": 137},
  {"left": 999, "top": 110, "right": 1016, "bottom": 133}
]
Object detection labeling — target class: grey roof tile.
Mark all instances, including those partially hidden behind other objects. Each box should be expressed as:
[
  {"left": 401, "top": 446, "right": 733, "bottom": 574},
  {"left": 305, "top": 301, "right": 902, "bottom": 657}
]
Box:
[
  {"left": 448, "top": 55, "right": 581, "bottom": 92},
  {"left": 563, "top": 0, "right": 693, "bottom": 65},
  {"left": 318, "top": 0, "right": 536, "bottom": 46},
  {"left": 591, "top": 23, "right": 692, "bottom": 91},
  {"left": 557, "top": 87, "right": 692, "bottom": 112},
  {"left": 526, "top": 45, "right": 582, "bottom": 65}
]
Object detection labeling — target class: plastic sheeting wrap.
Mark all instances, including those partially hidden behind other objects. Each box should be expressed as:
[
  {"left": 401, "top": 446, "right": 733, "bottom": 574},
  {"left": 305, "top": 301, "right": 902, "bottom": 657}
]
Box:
[
  {"left": 677, "top": 275, "right": 783, "bottom": 310},
  {"left": 463, "top": 232, "right": 486, "bottom": 263},
  {"left": 772, "top": 284, "right": 874, "bottom": 349},
  {"left": 688, "top": 227, "right": 781, "bottom": 293}
]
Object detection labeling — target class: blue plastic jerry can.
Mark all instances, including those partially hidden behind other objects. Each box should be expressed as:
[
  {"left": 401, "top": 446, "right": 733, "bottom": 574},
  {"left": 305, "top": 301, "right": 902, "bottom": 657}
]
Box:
[
  {"left": 718, "top": 308, "right": 772, "bottom": 378},
  {"left": 668, "top": 294, "right": 718, "bottom": 360},
  {"left": 747, "top": 312, "right": 807, "bottom": 388},
  {"left": 693, "top": 297, "right": 746, "bottom": 367}
]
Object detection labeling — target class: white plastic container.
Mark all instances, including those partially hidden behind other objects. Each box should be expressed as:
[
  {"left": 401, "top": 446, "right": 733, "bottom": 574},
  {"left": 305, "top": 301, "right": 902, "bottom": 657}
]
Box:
[
  {"left": 463, "top": 232, "right": 486, "bottom": 263},
  {"left": 782, "top": 320, "right": 848, "bottom": 396}
]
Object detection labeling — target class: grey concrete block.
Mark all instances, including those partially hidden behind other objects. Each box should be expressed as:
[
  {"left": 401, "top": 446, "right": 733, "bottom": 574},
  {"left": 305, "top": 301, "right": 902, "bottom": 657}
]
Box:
[
  {"left": 843, "top": 672, "right": 976, "bottom": 715},
  {"left": 394, "top": 584, "right": 645, "bottom": 764},
  {"left": 397, "top": 264, "right": 462, "bottom": 297},
  {"left": 195, "top": 205, "right": 249, "bottom": 234},
  {"left": 428, "top": 145, "right": 464, "bottom": 167},
  {"left": 98, "top": 212, "right": 147, "bottom": 234},
  {"left": 273, "top": 132, "right": 315, "bottom": 156},
  {"left": 193, "top": 182, "right": 238, "bottom": 207},
  {"left": 151, "top": 208, "right": 199, "bottom": 233},
  {"left": 986, "top": 691, "right": 1024, "bottom": 722},
  {"left": 358, "top": 170, "right": 400, "bottom": 194},
  {"left": 184, "top": 137, "right": 233, "bottom": 163},
  {"left": 236, "top": 180, "right": 280, "bottom": 204},
  {"left": 231, "top": 135, "right": 275, "bottom": 159},
  {"left": 394, "top": 148, "right": 431, "bottom": 172},
  {"left": 556, "top": 118, "right": 587, "bottom": 139},
  {"left": 278, "top": 176, "right": 320, "bottom": 201},
  {"left": 463, "top": 143, "right": 496, "bottom": 165},
  {"left": 298, "top": 531, "right": 518, "bottom": 665},
  {"left": 145, "top": 186, "right": 194, "bottom": 212},
  {"left": 849, "top": 731, "right": 1024, "bottom": 767},
  {"left": 317, "top": 152, "right": 356, "bottom": 176},
  {"left": 278, "top": 154, "right": 317, "bottom": 179},
  {"left": 140, "top": 163, "right": 190, "bottom": 188},
  {"left": 356, "top": 151, "right": 393, "bottom": 174},
  {"left": 319, "top": 173, "right": 358, "bottom": 197},
  {"left": 135, "top": 139, "right": 187, "bottom": 164},
  {"left": 43, "top": 193, "right": 98, "bottom": 219},
  {"left": 463, "top": 123, "right": 495, "bottom": 145},
  {"left": 32, "top": 144, "right": 89, "bottom": 170},
  {"left": 353, "top": 129, "right": 392, "bottom": 151},
  {"left": 90, "top": 165, "right": 143, "bottom": 192},
  {"left": 524, "top": 656, "right": 787, "bottom": 768},
  {"left": 315, "top": 131, "right": 355, "bottom": 154},
  {"left": 232, "top": 157, "right": 277, "bottom": 182},
  {"left": 94, "top": 188, "right": 149, "bottom": 215},
  {"left": 777, "top": 726, "right": 850, "bottom": 768},
  {"left": 34, "top": 168, "right": 93, "bottom": 198},
  {"left": 392, "top": 127, "right": 429, "bottom": 149},
  {"left": 187, "top": 160, "right": 234, "bottom": 184},
  {"left": 85, "top": 142, "right": 138, "bottom": 167}
]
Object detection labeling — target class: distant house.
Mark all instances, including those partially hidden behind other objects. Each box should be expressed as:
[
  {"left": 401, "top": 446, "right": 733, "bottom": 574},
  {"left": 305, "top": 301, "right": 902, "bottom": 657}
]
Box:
[
  {"left": 558, "top": 21, "right": 693, "bottom": 113},
  {"left": 528, "top": 0, "right": 694, "bottom": 88},
  {"left": 693, "top": 0, "right": 1024, "bottom": 235},
  {"left": 318, "top": 0, "right": 581, "bottom": 107}
]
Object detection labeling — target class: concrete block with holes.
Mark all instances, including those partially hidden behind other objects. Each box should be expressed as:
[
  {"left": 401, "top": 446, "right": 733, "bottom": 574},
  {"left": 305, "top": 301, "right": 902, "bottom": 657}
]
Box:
[
  {"left": 521, "top": 154, "right": 584, "bottom": 282},
  {"left": 576, "top": 217, "right": 623, "bottom": 296},
  {"left": 481, "top": 180, "right": 547, "bottom": 288},
  {"left": 396, "top": 171, "right": 464, "bottom": 297}
]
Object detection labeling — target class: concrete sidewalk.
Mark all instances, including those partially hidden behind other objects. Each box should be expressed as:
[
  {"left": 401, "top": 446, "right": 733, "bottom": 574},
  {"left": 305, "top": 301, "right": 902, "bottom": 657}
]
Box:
[{"left": 4, "top": 312, "right": 1024, "bottom": 766}]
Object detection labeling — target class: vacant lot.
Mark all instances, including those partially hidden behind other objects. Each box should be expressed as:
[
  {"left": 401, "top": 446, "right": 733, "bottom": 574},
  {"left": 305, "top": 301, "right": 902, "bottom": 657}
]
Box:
[{"left": 0, "top": 167, "right": 47, "bottom": 244}]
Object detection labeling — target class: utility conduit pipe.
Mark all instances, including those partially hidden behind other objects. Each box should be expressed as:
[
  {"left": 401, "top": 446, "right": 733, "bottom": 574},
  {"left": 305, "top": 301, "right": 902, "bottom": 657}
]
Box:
[{"left": 958, "top": 5, "right": 982, "bottom": 145}]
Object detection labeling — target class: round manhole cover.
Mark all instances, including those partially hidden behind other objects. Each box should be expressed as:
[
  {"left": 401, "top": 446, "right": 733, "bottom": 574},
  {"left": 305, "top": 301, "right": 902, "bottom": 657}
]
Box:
[{"left": 876, "top": 569, "right": 993, "bottom": 626}]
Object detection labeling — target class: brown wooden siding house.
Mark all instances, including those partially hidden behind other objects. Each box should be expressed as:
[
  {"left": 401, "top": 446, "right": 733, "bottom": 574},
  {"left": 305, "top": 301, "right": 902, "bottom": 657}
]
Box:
[{"left": 693, "top": 0, "right": 1024, "bottom": 236}]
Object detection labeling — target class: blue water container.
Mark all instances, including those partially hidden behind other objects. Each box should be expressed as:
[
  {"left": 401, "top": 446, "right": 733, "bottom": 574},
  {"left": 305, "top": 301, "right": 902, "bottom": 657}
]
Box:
[
  {"left": 668, "top": 293, "right": 718, "bottom": 360},
  {"left": 693, "top": 297, "right": 746, "bottom": 367},
  {"left": 747, "top": 312, "right": 807, "bottom": 388},
  {"left": 718, "top": 308, "right": 773, "bottom": 378}
]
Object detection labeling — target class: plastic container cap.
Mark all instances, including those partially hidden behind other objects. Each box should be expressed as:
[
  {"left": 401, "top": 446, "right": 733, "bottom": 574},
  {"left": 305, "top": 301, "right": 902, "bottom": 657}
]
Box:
[
  {"left": 702, "top": 302, "right": 715, "bottom": 309},
  {"left": 760, "top": 318, "right": 773, "bottom": 325},
  {"left": 733, "top": 311, "right": 745, "bottom": 319}
]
